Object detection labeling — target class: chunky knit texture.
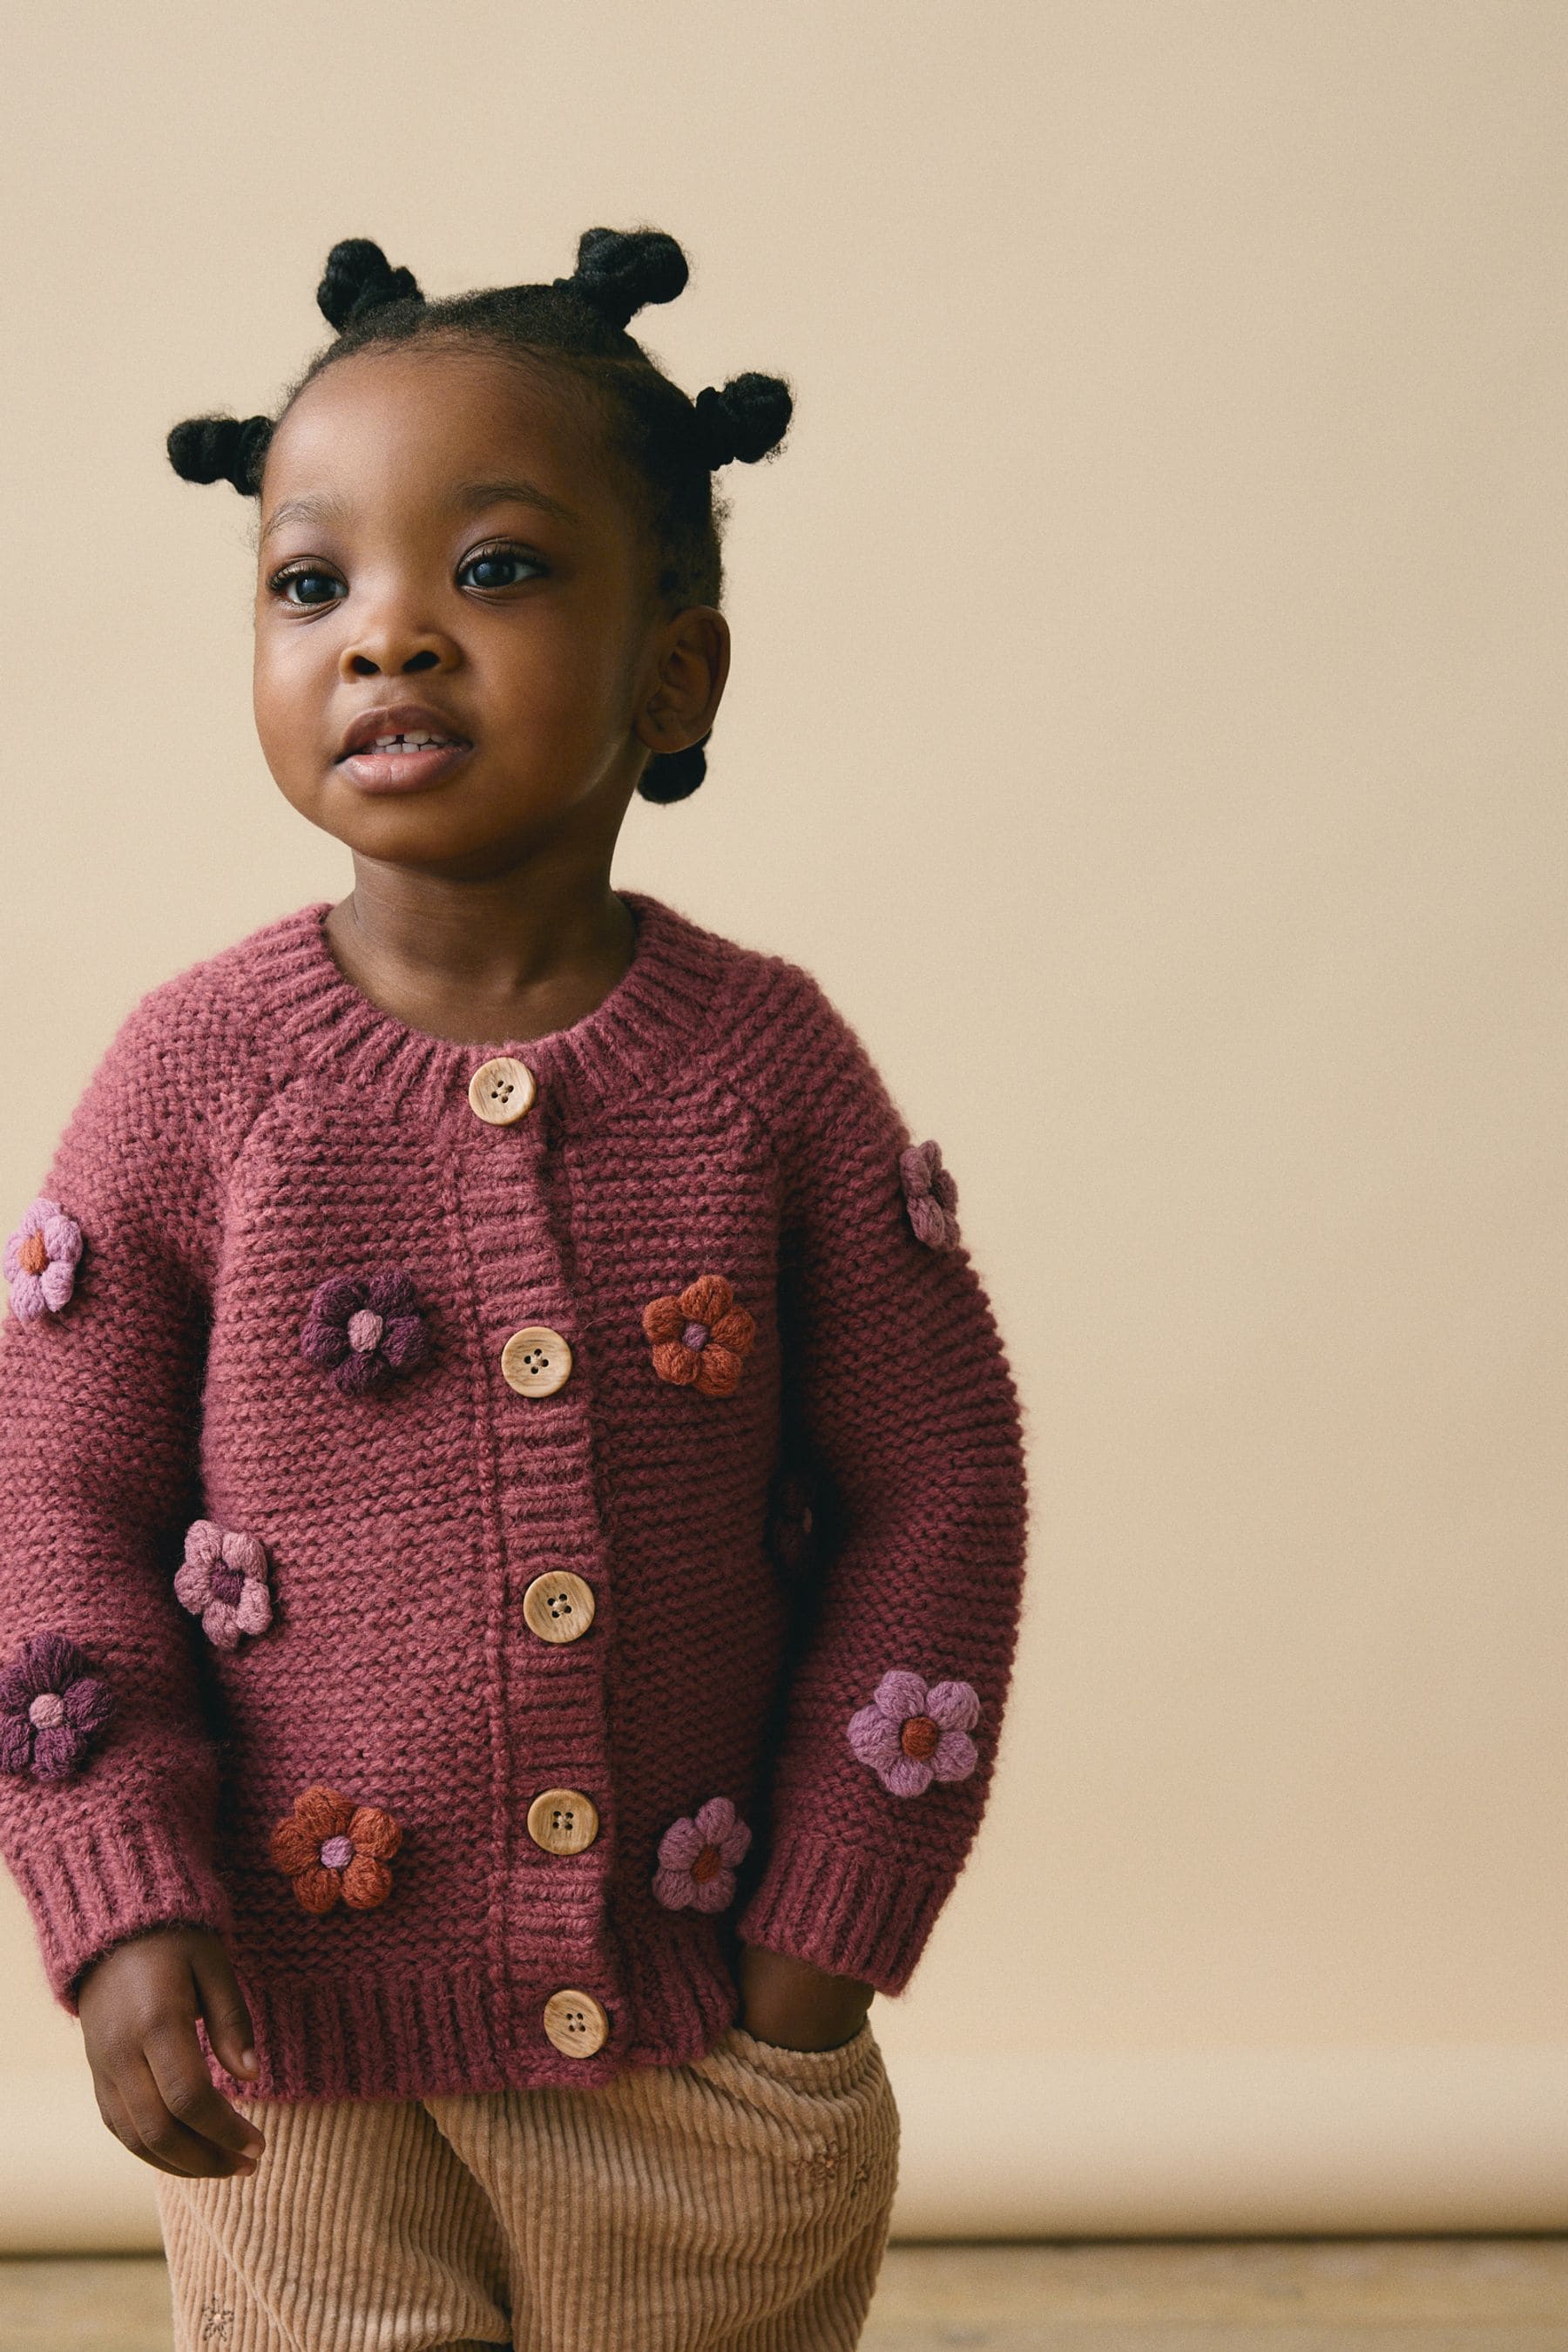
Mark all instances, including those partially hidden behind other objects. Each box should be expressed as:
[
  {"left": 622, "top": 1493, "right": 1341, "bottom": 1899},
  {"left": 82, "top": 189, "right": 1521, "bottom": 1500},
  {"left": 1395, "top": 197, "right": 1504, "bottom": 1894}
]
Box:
[{"left": 0, "top": 890, "right": 1030, "bottom": 2104}]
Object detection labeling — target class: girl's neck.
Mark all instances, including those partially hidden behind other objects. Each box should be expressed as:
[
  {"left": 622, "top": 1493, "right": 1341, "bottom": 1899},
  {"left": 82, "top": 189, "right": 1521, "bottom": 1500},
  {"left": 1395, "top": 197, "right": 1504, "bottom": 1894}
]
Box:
[{"left": 321, "top": 864, "right": 637, "bottom": 1050}]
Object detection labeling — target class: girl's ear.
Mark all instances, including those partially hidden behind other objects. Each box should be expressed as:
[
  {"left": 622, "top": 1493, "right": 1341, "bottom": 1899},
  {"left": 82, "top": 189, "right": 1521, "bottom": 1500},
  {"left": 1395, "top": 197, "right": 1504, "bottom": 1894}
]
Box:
[{"left": 636, "top": 607, "right": 731, "bottom": 764}]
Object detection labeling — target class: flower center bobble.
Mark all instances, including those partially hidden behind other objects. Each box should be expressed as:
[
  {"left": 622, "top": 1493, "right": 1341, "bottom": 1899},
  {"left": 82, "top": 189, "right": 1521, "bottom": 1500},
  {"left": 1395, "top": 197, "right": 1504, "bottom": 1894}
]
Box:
[
  {"left": 27, "top": 1692, "right": 64, "bottom": 1729},
  {"left": 899, "top": 1714, "right": 940, "bottom": 1761},
  {"left": 690, "top": 1843, "right": 722, "bottom": 1883},
  {"left": 319, "top": 1834, "right": 355, "bottom": 1869},
  {"left": 348, "top": 1309, "right": 385, "bottom": 1354},
  {"left": 19, "top": 1234, "right": 46, "bottom": 1276}
]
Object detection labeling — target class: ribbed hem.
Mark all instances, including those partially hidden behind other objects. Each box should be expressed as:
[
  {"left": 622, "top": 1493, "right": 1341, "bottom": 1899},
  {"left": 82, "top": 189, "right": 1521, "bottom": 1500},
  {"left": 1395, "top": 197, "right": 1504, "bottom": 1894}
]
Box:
[
  {"left": 193, "top": 1943, "right": 745, "bottom": 2105},
  {"left": 733, "top": 1830, "right": 952, "bottom": 1996},
  {"left": 7, "top": 1808, "right": 234, "bottom": 2014}
]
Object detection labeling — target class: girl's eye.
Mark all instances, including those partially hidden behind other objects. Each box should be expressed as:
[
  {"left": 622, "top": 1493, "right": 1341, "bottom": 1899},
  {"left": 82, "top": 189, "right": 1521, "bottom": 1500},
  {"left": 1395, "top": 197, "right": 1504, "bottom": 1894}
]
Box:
[
  {"left": 460, "top": 547, "right": 546, "bottom": 591},
  {"left": 268, "top": 567, "right": 342, "bottom": 608}
]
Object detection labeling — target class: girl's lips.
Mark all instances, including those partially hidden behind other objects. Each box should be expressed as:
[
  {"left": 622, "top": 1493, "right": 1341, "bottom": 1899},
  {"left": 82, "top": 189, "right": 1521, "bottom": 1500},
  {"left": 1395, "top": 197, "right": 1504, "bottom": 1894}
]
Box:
[{"left": 336, "top": 743, "right": 473, "bottom": 794}]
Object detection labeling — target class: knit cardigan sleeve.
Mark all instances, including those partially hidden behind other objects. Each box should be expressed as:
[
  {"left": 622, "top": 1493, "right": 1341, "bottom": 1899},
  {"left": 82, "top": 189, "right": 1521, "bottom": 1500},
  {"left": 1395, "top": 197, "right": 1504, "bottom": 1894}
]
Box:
[
  {"left": 0, "top": 991, "right": 234, "bottom": 2011},
  {"left": 733, "top": 966, "right": 1031, "bottom": 1995}
]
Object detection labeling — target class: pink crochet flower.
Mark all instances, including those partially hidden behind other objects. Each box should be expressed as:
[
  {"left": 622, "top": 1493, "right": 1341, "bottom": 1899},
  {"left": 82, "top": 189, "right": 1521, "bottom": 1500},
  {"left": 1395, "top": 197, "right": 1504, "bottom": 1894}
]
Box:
[
  {"left": 899, "top": 1140, "right": 960, "bottom": 1250},
  {"left": 3, "top": 1195, "right": 84, "bottom": 1321},
  {"left": 0, "top": 1631, "right": 113, "bottom": 1781},
  {"left": 847, "top": 1669, "right": 980, "bottom": 1797},
  {"left": 300, "top": 1268, "right": 429, "bottom": 1396},
  {"left": 652, "top": 1795, "right": 753, "bottom": 1911},
  {"left": 173, "top": 1521, "right": 274, "bottom": 1650}
]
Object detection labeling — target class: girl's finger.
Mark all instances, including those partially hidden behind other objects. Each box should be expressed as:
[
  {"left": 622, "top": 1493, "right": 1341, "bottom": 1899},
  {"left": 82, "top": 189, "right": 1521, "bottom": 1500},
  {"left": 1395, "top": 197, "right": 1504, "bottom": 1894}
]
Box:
[{"left": 120, "top": 2039, "right": 260, "bottom": 2179}]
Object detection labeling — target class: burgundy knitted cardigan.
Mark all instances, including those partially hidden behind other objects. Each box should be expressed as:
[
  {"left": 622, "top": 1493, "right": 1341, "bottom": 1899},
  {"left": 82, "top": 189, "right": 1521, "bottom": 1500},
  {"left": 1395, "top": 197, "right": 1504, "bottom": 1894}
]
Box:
[{"left": 0, "top": 889, "right": 1029, "bottom": 2103}]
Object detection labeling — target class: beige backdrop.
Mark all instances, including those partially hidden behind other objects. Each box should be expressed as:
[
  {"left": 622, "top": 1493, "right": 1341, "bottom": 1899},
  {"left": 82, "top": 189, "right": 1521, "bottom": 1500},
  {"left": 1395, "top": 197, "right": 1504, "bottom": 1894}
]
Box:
[{"left": 3, "top": 0, "right": 1566, "bottom": 2246}]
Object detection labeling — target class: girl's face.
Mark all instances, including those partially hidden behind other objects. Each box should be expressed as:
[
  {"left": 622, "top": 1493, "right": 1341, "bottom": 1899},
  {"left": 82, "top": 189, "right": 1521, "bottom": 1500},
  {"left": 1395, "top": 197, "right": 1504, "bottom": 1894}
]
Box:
[{"left": 252, "top": 343, "right": 726, "bottom": 876}]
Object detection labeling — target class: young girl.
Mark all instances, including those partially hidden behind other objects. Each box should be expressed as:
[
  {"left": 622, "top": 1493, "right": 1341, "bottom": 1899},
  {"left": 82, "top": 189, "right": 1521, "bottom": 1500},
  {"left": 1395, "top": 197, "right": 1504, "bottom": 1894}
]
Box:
[{"left": 0, "top": 226, "right": 1030, "bottom": 2352}]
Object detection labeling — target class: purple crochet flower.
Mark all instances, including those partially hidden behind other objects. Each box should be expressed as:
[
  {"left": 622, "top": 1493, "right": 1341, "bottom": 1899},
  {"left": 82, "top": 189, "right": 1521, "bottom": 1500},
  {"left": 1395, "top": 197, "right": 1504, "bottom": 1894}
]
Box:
[
  {"left": 0, "top": 1632, "right": 113, "bottom": 1781},
  {"left": 899, "top": 1140, "right": 959, "bottom": 1250},
  {"left": 299, "top": 1268, "right": 429, "bottom": 1396},
  {"left": 652, "top": 1795, "right": 753, "bottom": 1912},
  {"left": 3, "top": 1195, "right": 84, "bottom": 1322},
  {"left": 847, "top": 1669, "right": 981, "bottom": 1797},
  {"left": 174, "top": 1521, "right": 274, "bottom": 1650}
]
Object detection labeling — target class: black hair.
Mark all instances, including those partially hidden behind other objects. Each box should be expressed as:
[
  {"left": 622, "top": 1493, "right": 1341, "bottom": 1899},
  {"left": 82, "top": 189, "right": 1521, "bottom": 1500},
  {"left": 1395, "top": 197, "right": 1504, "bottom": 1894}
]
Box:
[{"left": 166, "top": 227, "right": 794, "bottom": 803}]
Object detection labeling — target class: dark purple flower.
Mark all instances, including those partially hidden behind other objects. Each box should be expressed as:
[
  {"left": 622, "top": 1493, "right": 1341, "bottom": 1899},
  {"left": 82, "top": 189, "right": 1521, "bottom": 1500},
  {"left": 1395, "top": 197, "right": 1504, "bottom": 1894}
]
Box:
[
  {"left": 847, "top": 1668, "right": 980, "bottom": 1797},
  {"left": 899, "top": 1140, "right": 960, "bottom": 1250},
  {"left": 299, "top": 1268, "right": 429, "bottom": 1396},
  {"left": 0, "top": 1631, "right": 113, "bottom": 1781}
]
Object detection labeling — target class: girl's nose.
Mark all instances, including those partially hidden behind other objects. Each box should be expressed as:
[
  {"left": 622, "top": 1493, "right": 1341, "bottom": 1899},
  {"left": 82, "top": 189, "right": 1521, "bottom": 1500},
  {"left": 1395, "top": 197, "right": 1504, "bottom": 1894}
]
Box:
[{"left": 339, "top": 613, "right": 458, "bottom": 679}]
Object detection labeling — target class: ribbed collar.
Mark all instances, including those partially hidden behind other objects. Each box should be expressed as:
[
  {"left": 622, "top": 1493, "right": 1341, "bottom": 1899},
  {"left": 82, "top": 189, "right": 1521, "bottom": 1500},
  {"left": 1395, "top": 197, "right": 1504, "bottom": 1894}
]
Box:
[{"left": 249, "top": 888, "right": 724, "bottom": 1128}]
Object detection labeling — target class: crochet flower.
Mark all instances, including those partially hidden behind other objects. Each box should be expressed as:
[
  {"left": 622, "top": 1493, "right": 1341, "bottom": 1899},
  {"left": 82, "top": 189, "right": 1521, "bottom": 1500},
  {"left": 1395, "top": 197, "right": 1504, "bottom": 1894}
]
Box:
[
  {"left": 642, "top": 1274, "right": 755, "bottom": 1397},
  {"left": 299, "top": 1268, "right": 429, "bottom": 1396},
  {"left": 173, "top": 1521, "right": 274, "bottom": 1650},
  {"left": 269, "top": 1784, "right": 402, "bottom": 1913},
  {"left": 899, "top": 1140, "right": 960, "bottom": 1250},
  {"left": 652, "top": 1794, "right": 753, "bottom": 1911},
  {"left": 3, "top": 1195, "right": 84, "bottom": 1322},
  {"left": 847, "top": 1670, "right": 981, "bottom": 1797},
  {"left": 0, "top": 1632, "right": 113, "bottom": 1781}
]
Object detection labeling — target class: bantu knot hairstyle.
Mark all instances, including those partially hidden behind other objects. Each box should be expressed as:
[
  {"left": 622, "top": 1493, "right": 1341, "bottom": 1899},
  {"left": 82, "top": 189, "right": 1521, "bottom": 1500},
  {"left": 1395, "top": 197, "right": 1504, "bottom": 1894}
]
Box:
[{"left": 166, "top": 225, "right": 794, "bottom": 802}]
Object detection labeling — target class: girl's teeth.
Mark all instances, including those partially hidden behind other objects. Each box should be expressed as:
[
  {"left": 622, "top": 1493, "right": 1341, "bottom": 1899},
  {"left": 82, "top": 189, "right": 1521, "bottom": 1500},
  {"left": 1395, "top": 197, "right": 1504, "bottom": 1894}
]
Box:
[{"left": 368, "top": 732, "right": 457, "bottom": 752}]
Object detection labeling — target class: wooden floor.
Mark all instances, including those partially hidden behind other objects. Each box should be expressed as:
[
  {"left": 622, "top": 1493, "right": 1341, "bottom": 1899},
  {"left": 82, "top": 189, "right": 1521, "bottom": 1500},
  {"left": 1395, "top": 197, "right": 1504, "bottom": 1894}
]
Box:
[{"left": 2, "top": 2240, "right": 1566, "bottom": 2349}]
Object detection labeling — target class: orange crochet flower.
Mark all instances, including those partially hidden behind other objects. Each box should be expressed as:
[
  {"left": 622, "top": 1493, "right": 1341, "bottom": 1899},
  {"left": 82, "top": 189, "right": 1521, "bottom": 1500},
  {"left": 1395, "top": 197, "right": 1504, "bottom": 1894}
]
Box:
[
  {"left": 643, "top": 1274, "right": 756, "bottom": 1397},
  {"left": 269, "top": 1783, "right": 402, "bottom": 1914}
]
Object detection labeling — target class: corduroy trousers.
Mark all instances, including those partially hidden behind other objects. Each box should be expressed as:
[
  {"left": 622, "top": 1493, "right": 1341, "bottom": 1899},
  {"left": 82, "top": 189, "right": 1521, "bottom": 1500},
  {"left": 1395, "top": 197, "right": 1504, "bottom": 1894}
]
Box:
[{"left": 153, "top": 2017, "right": 901, "bottom": 2352}]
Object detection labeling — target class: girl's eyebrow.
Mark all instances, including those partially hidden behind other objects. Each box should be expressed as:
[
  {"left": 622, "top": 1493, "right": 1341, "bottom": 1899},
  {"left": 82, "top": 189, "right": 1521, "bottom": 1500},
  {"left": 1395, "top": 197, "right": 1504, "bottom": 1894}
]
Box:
[
  {"left": 260, "top": 491, "right": 351, "bottom": 544},
  {"left": 260, "top": 477, "right": 578, "bottom": 544},
  {"left": 452, "top": 477, "right": 579, "bottom": 525}
]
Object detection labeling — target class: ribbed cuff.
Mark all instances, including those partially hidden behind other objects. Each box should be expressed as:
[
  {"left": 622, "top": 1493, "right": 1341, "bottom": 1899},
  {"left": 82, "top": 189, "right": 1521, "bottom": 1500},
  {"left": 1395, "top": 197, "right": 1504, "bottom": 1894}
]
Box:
[
  {"left": 6, "top": 1806, "right": 234, "bottom": 2014},
  {"left": 733, "top": 1828, "right": 952, "bottom": 1996}
]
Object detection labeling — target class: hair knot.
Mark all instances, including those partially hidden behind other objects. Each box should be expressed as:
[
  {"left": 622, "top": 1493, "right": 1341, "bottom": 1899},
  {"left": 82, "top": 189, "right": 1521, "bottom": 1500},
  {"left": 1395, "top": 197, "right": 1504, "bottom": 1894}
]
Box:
[
  {"left": 693, "top": 374, "right": 794, "bottom": 470},
  {"left": 317, "top": 238, "right": 424, "bottom": 333},
  {"left": 166, "top": 414, "right": 273, "bottom": 497},
  {"left": 560, "top": 226, "right": 689, "bottom": 333}
]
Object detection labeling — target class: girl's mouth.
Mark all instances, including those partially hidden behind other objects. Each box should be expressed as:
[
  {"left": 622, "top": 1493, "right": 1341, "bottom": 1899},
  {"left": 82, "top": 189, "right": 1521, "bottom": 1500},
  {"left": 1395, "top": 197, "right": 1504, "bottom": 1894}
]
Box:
[{"left": 336, "top": 732, "right": 473, "bottom": 794}]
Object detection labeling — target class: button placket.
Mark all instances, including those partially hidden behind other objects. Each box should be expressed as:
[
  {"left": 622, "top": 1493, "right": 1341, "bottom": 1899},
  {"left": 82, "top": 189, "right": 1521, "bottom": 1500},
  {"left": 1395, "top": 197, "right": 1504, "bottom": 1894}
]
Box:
[{"left": 462, "top": 1056, "right": 614, "bottom": 2056}]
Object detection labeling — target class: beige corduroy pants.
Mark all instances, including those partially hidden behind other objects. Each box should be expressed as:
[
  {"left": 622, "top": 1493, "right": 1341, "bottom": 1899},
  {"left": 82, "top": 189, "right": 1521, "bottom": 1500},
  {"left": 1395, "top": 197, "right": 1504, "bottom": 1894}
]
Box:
[{"left": 153, "top": 2017, "right": 901, "bottom": 2352}]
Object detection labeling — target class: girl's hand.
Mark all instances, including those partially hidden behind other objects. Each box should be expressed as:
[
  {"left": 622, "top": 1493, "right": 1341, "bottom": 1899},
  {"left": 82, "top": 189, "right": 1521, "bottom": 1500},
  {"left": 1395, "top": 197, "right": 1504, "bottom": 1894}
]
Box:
[
  {"left": 735, "top": 1941, "right": 875, "bottom": 2051},
  {"left": 77, "top": 1924, "right": 267, "bottom": 2178}
]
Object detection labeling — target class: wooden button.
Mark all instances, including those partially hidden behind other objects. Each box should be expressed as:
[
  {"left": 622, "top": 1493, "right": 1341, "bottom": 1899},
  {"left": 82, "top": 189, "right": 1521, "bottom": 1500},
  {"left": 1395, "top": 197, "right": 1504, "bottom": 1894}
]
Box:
[
  {"left": 543, "top": 1988, "right": 610, "bottom": 2058},
  {"left": 526, "top": 1787, "right": 599, "bottom": 1855},
  {"left": 468, "top": 1056, "right": 537, "bottom": 1125},
  {"left": 500, "top": 1326, "right": 572, "bottom": 1396},
  {"left": 522, "top": 1570, "right": 596, "bottom": 1644}
]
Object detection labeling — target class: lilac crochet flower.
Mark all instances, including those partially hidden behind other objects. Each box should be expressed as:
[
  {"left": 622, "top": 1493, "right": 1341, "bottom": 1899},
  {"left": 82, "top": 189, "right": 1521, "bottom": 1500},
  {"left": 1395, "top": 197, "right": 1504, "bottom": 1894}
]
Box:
[
  {"left": 899, "top": 1140, "right": 959, "bottom": 1250},
  {"left": 847, "top": 1669, "right": 981, "bottom": 1797},
  {"left": 3, "top": 1195, "right": 84, "bottom": 1322},
  {"left": 299, "top": 1268, "right": 429, "bottom": 1396},
  {"left": 173, "top": 1521, "right": 274, "bottom": 1650},
  {"left": 652, "top": 1795, "right": 753, "bottom": 1912},
  {"left": 0, "top": 1631, "right": 113, "bottom": 1781}
]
